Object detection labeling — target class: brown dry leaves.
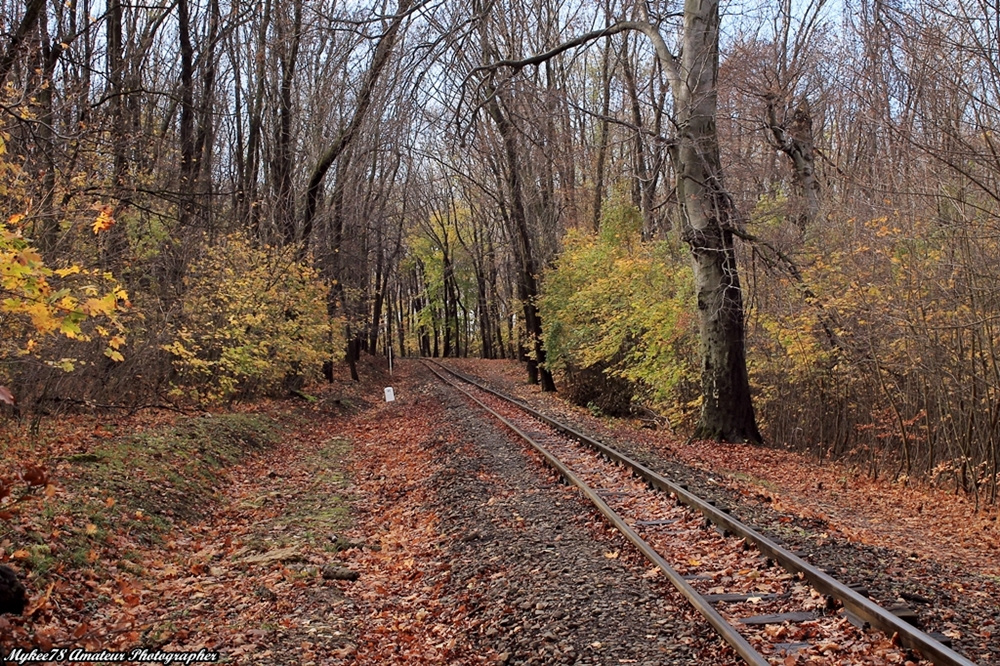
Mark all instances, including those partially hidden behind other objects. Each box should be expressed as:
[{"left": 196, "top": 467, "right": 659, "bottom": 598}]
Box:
[
  {"left": 2, "top": 365, "right": 493, "bottom": 664},
  {"left": 333, "top": 388, "right": 494, "bottom": 665},
  {"left": 672, "top": 441, "right": 1000, "bottom": 577}
]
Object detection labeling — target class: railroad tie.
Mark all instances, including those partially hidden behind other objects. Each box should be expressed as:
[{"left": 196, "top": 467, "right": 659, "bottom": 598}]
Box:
[
  {"left": 739, "top": 611, "right": 817, "bottom": 625},
  {"left": 703, "top": 592, "right": 778, "bottom": 604}
]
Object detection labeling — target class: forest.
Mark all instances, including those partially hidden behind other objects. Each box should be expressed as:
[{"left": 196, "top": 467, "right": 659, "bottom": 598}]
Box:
[{"left": 3, "top": 0, "right": 1000, "bottom": 507}]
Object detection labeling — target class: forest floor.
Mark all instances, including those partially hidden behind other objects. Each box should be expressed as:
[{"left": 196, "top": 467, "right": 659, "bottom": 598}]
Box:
[{"left": 1, "top": 358, "right": 998, "bottom": 665}]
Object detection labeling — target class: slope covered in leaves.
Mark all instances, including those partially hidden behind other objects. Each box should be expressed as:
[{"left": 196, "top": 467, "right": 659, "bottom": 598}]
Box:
[{"left": 1, "top": 360, "right": 495, "bottom": 663}]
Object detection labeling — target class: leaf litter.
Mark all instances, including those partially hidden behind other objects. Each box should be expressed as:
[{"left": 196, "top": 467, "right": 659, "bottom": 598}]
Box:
[
  {"left": 4, "top": 356, "right": 997, "bottom": 664},
  {"left": 1, "top": 361, "right": 491, "bottom": 664}
]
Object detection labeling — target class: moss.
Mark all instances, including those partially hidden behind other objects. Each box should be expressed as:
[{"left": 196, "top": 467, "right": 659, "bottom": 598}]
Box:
[
  {"left": 74, "top": 413, "right": 277, "bottom": 523},
  {"left": 2, "top": 413, "right": 279, "bottom": 578},
  {"left": 258, "top": 437, "right": 351, "bottom": 549}
]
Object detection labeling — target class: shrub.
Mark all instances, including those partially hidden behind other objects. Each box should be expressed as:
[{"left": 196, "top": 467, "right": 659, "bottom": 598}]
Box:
[
  {"left": 163, "top": 234, "right": 340, "bottom": 403},
  {"left": 540, "top": 201, "right": 700, "bottom": 424}
]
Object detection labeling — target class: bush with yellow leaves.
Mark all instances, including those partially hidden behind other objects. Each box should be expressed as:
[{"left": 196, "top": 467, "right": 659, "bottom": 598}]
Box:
[
  {"left": 540, "top": 199, "right": 700, "bottom": 424},
  {"left": 1, "top": 216, "right": 128, "bottom": 371},
  {"left": 163, "top": 234, "right": 339, "bottom": 403}
]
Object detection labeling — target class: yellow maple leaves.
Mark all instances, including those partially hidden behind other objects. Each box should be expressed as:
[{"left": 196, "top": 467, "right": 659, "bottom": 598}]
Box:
[
  {"left": 1, "top": 214, "right": 129, "bottom": 367},
  {"left": 91, "top": 205, "right": 115, "bottom": 234}
]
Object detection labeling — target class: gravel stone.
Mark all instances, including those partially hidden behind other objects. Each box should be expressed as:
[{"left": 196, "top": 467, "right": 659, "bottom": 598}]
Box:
[
  {"left": 452, "top": 360, "right": 1000, "bottom": 665},
  {"left": 416, "top": 367, "right": 742, "bottom": 665}
]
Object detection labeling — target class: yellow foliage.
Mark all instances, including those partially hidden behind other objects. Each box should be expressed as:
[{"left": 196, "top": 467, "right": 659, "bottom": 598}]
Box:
[
  {"left": 540, "top": 198, "right": 700, "bottom": 424},
  {"left": 163, "top": 233, "right": 340, "bottom": 403},
  {"left": 90, "top": 205, "right": 115, "bottom": 234},
  {"left": 1, "top": 217, "right": 128, "bottom": 368}
]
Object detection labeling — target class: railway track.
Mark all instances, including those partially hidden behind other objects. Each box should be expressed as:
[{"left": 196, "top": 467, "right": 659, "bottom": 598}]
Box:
[{"left": 423, "top": 360, "right": 979, "bottom": 666}]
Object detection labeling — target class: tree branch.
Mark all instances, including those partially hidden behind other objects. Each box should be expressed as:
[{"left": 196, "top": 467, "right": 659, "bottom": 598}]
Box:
[
  {"left": 0, "top": 0, "right": 47, "bottom": 86},
  {"left": 301, "top": 0, "right": 417, "bottom": 244},
  {"left": 471, "top": 20, "right": 680, "bottom": 91}
]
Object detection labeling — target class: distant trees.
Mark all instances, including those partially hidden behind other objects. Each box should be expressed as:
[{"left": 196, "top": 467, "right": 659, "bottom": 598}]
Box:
[{"left": 5, "top": 0, "right": 1000, "bottom": 500}]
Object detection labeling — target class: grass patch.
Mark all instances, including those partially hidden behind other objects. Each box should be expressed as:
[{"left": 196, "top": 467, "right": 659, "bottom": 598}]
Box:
[
  {"left": 261, "top": 437, "right": 351, "bottom": 550},
  {"left": 69, "top": 413, "right": 277, "bottom": 523},
  {"left": 2, "top": 413, "right": 278, "bottom": 578}
]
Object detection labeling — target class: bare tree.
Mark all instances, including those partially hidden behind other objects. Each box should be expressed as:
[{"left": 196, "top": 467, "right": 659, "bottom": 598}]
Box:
[{"left": 476, "top": 3, "right": 761, "bottom": 440}]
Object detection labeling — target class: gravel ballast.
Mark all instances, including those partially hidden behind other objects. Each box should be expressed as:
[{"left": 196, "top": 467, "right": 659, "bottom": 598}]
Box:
[
  {"left": 410, "top": 366, "right": 743, "bottom": 665},
  {"left": 446, "top": 358, "right": 1000, "bottom": 665}
]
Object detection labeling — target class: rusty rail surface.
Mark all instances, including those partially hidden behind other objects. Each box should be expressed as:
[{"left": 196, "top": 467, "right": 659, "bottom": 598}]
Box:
[{"left": 425, "top": 360, "right": 979, "bottom": 666}]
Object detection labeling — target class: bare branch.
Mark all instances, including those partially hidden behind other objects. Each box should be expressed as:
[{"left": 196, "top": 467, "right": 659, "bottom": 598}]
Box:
[{"left": 471, "top": 20, "right": 680, "bottom": 90}]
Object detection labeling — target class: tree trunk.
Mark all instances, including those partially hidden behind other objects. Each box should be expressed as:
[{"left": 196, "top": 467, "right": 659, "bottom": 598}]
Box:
[
  {"left": 592, "top": 42, "right": 612, "bottom": 231},
  {"left": 476, "top": 68, "right": 555, "bottom": 387},
  {"left": 177, "top": 0, "right": 197, "bottom": 228},
  {"left": 102, "top": 0, "right": 129, "bottom": 268},
  {"left": 675, "top": 0, "right": 761, "bottom": 442},
  {"left": 36, "top": 12, "right": 61, "bottom": 259},
  {"left": 0, "top": 0, "right": 47, "bottom": 86},
  {"left": 274, "top": 0, "right": 302, "bottom": 245},
  {"left": 487, "top": 92, "right": 556, "bottom": 391},
  {"left": 767, "top": 96, "right": 821, "bottom": 235},
  {"left": 239, "top": 0, "right": 271, "bottom": 233}
]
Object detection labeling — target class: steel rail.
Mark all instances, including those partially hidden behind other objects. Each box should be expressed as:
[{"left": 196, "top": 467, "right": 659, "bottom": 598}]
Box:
[
  {"left": 428, "top": 360, "right": 979, "bottom": 666},
  {"left": 423, "top": 361, "right": 769, "bottom": 666}
]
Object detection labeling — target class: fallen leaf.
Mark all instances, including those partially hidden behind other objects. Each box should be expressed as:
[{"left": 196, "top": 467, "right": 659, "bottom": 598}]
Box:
[{"left": 20, "top": 464, "right": 48, "bottom": 487}]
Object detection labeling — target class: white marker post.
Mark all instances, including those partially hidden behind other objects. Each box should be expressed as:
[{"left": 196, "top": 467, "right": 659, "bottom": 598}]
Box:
[{"left": 384, "top": 386, "right": 395, "bottom": 402}]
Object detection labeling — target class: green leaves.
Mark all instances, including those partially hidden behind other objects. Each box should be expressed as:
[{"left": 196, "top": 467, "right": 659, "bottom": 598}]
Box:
[{"left": 540, "top": 200, "right": 700, "bottom": 425}]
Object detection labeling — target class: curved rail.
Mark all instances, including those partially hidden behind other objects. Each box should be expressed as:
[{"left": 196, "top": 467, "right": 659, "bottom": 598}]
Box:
[{"left": 425, "top": 360, "right": 979, "bottom": 666}]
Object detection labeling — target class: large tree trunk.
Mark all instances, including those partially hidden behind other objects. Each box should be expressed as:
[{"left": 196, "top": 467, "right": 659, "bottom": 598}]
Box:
[
  {"left": 675, "top": 0, "right": 761, "bottom": 442},
  {"left": 273, "top": 0, "right": 302, "bottom": 245},
  {"left": 480, "top": 10, "right": 760, "bottom": 438}
]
